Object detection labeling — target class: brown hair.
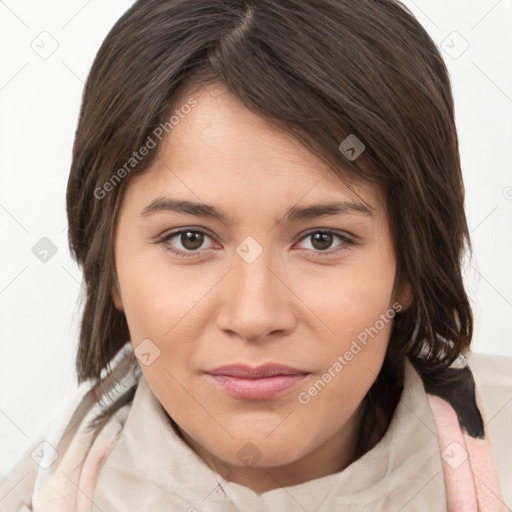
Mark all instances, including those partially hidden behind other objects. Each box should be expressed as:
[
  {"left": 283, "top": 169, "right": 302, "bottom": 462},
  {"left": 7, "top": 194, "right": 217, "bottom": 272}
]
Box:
[{"left": 67, "top": 0, "right": 472, "bottom": 455}]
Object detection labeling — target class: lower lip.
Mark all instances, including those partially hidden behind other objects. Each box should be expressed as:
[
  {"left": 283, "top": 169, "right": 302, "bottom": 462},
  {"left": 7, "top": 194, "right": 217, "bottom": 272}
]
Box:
[{"left": 206, "top": 373, "right": 309, "bottom": 400}]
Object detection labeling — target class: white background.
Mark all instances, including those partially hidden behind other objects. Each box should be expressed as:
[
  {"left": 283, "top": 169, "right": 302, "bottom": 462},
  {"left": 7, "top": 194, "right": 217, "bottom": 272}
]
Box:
[{"left": 1, "top": 0, "right": 511, "bottom": 477}]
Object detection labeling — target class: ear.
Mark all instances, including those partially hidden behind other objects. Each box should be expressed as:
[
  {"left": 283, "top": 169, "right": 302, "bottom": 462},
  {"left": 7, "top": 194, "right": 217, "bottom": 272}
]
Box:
[
  {"left": 111, "top": 279, "right": 124, "bottom": 311},
  {"left": 396, "top": 280, "right": 413, "bottom": 311}
]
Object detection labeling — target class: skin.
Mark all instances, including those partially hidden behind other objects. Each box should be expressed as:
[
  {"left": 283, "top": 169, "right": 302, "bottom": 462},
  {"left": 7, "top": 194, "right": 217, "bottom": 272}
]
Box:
[{"left": 112, "top": 82, "right": 411, "bottom": 494}]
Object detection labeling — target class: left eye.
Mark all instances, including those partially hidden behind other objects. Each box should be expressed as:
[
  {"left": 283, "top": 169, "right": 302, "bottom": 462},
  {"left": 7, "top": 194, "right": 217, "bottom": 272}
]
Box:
[{"left": 297, "top": 230, "right": 353, "bottom": 253}]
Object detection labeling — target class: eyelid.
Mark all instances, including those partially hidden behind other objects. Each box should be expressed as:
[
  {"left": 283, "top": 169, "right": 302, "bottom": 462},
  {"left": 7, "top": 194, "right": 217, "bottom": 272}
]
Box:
[
  {"left": 161, "top": 227, "right": 213, "bottom": 241},
  {"left": 295, "top": 229, "right": 355, "bottom": 253},
  {"left": 297, "top": 227, "right": 354, "bottom": 241},
  {"left": 158, "top": 227, "right": 217, "bottom": 255}
]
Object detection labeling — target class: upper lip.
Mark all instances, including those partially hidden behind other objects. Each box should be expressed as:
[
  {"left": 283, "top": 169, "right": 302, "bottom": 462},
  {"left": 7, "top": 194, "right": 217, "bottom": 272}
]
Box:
[{"left": 205, "top": 363, "right": 309, "bottom": 378}]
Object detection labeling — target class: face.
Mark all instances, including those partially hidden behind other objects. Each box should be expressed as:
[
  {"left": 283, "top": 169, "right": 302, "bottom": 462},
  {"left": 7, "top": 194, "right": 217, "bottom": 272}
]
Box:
[{"left": 112, "top": 83, "right": 409, "bottom": 488}]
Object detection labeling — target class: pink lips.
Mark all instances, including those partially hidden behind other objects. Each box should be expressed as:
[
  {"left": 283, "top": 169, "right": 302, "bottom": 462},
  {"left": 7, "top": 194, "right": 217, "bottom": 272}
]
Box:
[{"left": 205, "top": 364, "right": 310, "bottom": 400}]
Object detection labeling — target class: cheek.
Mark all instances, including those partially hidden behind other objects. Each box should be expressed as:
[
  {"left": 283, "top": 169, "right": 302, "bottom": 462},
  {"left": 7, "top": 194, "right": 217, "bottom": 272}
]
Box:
[
  {"left": 116, "top": 273, "right": 168, "bottom": 344},
  {"left": 293, "top": 301, "right": 394, "bottom": 448},
  {"left": 120, "top": 274, "right": 218, "bottom": 351},
  {"left": 292, "top": 245, "right": 396, "bottom": 401},
  {"left": 298, "top": 252, "right": 396, "bottom": 343},
  {"left": 114, "top": 232, "right": 205, "bottom": 342}
]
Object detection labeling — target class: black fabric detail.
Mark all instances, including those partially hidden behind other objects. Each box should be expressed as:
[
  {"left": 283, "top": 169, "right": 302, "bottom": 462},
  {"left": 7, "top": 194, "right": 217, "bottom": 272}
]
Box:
[{"left": 420, "top": 366, "right": 485, "bottom": 439}]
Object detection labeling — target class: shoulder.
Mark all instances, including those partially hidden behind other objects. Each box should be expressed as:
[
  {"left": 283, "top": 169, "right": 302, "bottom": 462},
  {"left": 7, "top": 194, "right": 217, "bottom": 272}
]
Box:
[
  {"left": 465, "top": 350, "right": 512, "bottom": 430},
  {"left": 466, "top": 350, "right": 512, "bottom": 385},
  {"left": 466, "top": 351, "right": 512, "bottom": 506},
  {"left": 0, "top": 385, "right": 90, "bottom": 512},
  {"left": 0, "top": 440, "right": 41, "bottom": 512},
  {"left": 0, "top": 343, "right": 140, "bottom": 512},
  {"left": 466, "top": 351, "right": 512, "bottom": 421}
]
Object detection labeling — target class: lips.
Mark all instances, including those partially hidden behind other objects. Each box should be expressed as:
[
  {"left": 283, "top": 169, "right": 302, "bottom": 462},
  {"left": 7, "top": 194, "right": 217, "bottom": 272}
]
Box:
[
  {"left": 205, "top": 363, "right": 310, "bottom": 400},
  {"left": 206, "top": 363, "right": 307, "bottom": 378}
]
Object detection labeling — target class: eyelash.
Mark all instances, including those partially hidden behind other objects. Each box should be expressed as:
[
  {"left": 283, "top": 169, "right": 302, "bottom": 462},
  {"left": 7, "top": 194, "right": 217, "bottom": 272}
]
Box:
[{"left": 157, "top": 228, "right": 355, "bottom": 259}]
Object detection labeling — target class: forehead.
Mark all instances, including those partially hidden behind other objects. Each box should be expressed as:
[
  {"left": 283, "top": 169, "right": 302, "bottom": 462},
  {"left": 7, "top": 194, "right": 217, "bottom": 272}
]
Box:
[
  {"left": 123, "top": 83, "right": 387, "bottom": 220},
  {"left": 163, "top": 83, "right": 328, "bottom": 176}
]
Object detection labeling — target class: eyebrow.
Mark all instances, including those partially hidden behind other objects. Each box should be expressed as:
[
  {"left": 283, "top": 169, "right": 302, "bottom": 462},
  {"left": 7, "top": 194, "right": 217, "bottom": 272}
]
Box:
[{"left": 139, "top": 196, "right": 374, "bottom": 224}]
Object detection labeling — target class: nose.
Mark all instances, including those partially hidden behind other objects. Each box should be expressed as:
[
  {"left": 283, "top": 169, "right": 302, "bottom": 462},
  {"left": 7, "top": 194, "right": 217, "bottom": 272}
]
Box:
[{"left": 216, "top": 244, "right": 297, "bottom": 343}]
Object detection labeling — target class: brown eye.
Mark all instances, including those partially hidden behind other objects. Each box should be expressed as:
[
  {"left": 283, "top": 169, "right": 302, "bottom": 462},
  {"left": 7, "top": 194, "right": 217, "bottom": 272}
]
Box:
[
  {"left": 297, "top": 230, "right": 354, "bottom": 254},
  {"left": 310, "top": 232, "right": 334, "bottom": 251},
  {"left": 160, "top": 228, "right": 215, "bottom": 258},
  {"left": 179, "top": 231, "right": 205, "bottom": 251}
]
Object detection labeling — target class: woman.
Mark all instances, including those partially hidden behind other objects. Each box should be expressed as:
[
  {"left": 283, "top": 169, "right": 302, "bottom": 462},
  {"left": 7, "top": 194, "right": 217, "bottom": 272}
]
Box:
[{"left": 1, "top": 0, "right": 511, "bottom": 510}]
